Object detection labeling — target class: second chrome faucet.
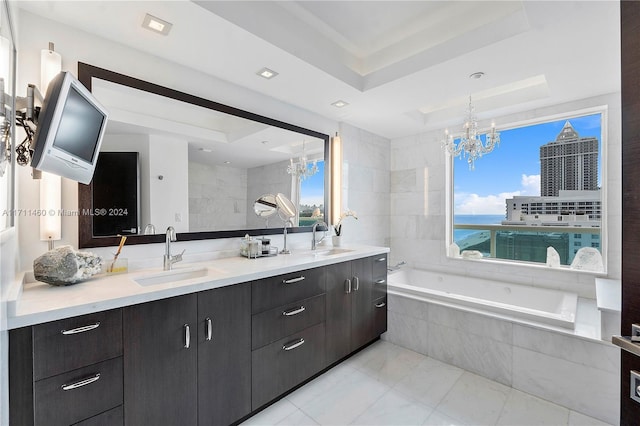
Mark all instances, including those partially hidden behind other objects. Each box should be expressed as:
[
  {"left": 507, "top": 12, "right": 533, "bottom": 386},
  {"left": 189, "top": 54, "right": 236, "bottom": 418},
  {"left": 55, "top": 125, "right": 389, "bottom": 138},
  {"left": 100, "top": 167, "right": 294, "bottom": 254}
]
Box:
[{"left": 164, "top": 226, "right": 185, "bottom": 270}]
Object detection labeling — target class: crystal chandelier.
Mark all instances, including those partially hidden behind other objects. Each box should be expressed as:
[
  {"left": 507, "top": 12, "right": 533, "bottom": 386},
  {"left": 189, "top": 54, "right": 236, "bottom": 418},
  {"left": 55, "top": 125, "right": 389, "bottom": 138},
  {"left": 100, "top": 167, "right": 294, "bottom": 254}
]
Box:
[
  {"left": 442, "top": 96, "right": 500, "bottom": 170},
  {"left": 287, "top": 140, "right": 319, "bottom": 180}
]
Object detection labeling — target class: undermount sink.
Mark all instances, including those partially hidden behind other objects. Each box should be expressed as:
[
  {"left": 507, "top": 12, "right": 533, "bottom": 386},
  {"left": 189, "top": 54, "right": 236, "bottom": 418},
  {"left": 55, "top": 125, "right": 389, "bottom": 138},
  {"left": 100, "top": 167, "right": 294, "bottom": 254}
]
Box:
[
  {"left": 314, "top": 248, "right": 354, "bottom": 256},
  {"left": 133, "top": 267, "right": 210, "bottom": 286}
]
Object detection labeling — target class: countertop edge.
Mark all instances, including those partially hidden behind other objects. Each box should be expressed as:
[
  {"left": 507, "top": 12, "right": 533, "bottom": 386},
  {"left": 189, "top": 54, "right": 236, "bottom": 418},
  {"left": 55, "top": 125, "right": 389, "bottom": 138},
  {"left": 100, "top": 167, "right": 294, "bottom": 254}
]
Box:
[{"left": 8, "top": 245, "right": 389, "bottom": 329}]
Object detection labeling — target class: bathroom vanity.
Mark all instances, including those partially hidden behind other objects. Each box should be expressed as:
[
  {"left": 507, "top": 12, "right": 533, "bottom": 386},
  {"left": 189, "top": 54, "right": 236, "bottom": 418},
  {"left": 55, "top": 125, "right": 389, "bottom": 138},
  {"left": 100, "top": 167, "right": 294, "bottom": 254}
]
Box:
[{"left": 7, "top": 246, "right": 388, "bottom": 426}]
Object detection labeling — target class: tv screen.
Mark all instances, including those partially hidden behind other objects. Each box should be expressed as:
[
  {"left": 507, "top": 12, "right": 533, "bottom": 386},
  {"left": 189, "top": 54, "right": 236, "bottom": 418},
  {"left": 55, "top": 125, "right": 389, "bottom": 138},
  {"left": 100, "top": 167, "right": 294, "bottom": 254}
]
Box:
[{"left": 31, "top": 71, "right": 109, "bottom": 184}]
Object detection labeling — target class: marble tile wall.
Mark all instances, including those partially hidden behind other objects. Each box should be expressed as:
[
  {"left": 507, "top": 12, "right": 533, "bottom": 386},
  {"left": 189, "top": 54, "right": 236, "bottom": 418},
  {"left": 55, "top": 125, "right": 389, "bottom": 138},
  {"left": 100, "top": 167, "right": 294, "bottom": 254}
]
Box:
[
  {"left": 338, "top": 123, "right": 391, "bottom": 248},
  {"left": 383, "top": 293, "right": 620, "bottom": 424}
]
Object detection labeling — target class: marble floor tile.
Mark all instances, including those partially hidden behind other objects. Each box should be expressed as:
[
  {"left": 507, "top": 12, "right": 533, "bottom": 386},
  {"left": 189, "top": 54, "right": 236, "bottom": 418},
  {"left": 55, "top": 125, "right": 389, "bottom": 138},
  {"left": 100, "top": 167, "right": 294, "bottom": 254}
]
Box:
[
  {"left": 295, "top": 369, "right": 389, "bottom": 425},
  {"left": 568, "top": 410, "right": 614, "bottom": 426},
  {"left": 286, "top": 363, "right": 358, "bottom": 409},
  {"left": 496, "top": 389, "right": 570, "bottom": 425},
  {"left": 356, "top": 342, "right": 427, "bottom": 386},
  {"left": 393, "top": 356, "right": 464, "bottom": 408},
  {"left": 350, "top": 389, "right": 433, "bottom": 425},
  {"left": 422, "top": 410, "right": 469, "bottom": 426},
  {"left": 242, "top": 398, "right": 299, "bottom": 425},
  {"left": 276, "top": 409, "right": 319, "bottom": 426},
  {"left": 436, "top": 372, "right": 510, "bottom": 425}
]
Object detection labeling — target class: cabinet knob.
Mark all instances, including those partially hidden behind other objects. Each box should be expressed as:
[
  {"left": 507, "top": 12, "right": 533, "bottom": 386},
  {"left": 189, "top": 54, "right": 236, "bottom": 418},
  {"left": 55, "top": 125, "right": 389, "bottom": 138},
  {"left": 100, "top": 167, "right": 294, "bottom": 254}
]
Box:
[
  {"left": 205, "top": 317, "right": 213, "bottom": 341},
  {"left": 184, "top": 324, "right": 191, "bottom": 349},
  {"left": 282, "top": 276, "right": 306, "bottom": 284},
  {"left": 345, "top": 279, "right": 352, "bottom": 294},
  {"left": 61, "top": 373, "right": 101, "bottom": 391},
  {"left": 282, "top": 338, "right": 305, "bottom": 351},
  {"left": 61, "top": 322, "right": 100, "bottom": 335},
  {"left": 283, "top": 306, "right": 306, "bottom": 316},
  {"left": 353, "top": 276, "right": 360, "bottom": 291}
]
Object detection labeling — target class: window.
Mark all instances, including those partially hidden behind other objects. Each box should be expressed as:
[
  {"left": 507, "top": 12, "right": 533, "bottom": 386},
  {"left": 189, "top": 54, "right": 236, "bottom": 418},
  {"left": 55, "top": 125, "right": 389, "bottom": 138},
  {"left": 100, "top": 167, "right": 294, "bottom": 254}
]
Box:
[{"left": 451, "top": 111, "right": 604, "bottom": 268}]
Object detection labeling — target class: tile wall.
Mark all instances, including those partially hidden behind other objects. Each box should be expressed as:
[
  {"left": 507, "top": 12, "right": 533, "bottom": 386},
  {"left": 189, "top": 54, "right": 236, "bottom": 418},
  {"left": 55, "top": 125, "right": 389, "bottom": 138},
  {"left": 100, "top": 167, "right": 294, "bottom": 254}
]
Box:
[{"left": 383, "top": 293, "right": 620, "bottom": 424}]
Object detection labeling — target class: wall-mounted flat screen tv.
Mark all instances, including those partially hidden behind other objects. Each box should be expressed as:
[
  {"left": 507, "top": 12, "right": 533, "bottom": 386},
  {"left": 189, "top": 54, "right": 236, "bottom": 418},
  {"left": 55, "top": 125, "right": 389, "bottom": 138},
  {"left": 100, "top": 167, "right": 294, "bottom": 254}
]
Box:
[{"left": 31, "top": 71, "right": 109, "bottom": 184}]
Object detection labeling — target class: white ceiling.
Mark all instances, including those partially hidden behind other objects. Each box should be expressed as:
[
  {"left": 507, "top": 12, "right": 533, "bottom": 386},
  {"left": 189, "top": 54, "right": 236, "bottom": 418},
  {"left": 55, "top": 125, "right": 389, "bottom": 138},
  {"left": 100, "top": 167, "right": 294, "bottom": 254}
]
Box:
[{"left": 17, "top": 0, "right": 621, "bottom": 140}]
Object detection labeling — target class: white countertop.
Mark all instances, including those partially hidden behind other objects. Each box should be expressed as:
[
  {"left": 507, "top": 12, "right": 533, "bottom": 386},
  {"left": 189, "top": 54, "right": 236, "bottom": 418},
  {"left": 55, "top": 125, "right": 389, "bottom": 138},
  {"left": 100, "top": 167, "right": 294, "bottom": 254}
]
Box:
[{"left": 7, "top": 245, "right": 389, "bottom": 329}]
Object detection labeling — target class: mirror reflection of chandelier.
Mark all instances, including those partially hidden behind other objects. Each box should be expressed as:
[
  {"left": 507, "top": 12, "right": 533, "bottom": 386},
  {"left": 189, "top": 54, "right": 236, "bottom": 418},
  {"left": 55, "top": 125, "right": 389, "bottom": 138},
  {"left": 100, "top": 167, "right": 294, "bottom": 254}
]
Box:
[
  {"left": 287, "top": 140, "right": 319, "bottom": 180},
  {"left": 442, "top": 96, "right": 500, "bottom": 170}
]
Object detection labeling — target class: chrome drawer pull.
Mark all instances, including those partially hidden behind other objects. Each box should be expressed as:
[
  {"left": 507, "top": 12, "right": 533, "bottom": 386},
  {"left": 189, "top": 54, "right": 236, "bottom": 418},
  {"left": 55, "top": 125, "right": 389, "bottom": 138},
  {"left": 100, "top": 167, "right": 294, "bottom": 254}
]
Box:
[
  {"left": 184, "top": 324, "right": 191, "bottom": 348},
  {"left": 61, "top": 373, "right": 101, "bottom": 391},
  {"left": 375, "top": 302, "right": 387, "bottom": 308},
  {"left": 282, "top": 276, "right": 305, "bottom": 284},
  {"left": 282, "top": 338, "right": 305, "bottom": 351},
  {"left": 345, "top": 279, "right": 352, "bottom": 294},
  {"left": 376, "top": 257, "right": 386, "bottom": 262},
  {"left": 283, "top": 306, "right": 306, "bottom": 316},
  {"left": 61, "top": 322, "right": 100, "bottom": 335},
  {"left": 375, "top": 279, "right": 386, "bottom": 285},
  {"left": 205, "top": 317, "right": 213, "bottom": 341},
  {"left": 353, "top": 276, "right": 360, "bottom": 291}
]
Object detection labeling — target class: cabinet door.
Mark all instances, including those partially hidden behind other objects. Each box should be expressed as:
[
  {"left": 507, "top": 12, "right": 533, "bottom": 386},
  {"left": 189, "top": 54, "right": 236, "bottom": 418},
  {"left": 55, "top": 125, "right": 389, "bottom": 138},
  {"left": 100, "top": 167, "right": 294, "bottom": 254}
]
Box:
[
  {"left": 351, "top": 257, "right": 373, "bottom": 352},
  {"left": 325, "top": 261, "right": 352, "bottom": 365},
  {"left": 198, "top": 283, "right": 251, "bottom": 426},
  {"left": 123, "top": 294, "right": 198, "bottom": 426}
]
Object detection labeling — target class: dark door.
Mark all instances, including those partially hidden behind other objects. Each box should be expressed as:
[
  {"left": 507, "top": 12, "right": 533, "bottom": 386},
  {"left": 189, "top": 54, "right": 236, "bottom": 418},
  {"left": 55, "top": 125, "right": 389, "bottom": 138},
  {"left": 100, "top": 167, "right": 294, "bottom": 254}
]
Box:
[
  {"left": 197, "top": 283, "right": 252, "bottom": 426},
  {"left": 123, "top": 294, "right": 198, "bottom": 426},
  {"left": 621, "top": 1, "right": 640, "bottom": 424},
  {"left": 325, "top": 261, "right": 353, "bottom": 365}
]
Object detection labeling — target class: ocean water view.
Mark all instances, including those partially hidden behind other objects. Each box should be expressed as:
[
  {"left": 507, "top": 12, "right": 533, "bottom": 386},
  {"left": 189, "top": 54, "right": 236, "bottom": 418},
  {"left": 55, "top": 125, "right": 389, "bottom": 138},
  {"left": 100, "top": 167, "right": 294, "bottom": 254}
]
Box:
[{"left": 453, "top": 214, "right": 505, "bottom": 241}]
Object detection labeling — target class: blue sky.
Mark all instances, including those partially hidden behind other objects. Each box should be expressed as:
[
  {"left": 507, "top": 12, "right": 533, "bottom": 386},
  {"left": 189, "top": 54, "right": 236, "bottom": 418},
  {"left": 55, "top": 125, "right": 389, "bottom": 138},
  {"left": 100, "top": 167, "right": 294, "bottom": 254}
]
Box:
[
  {"left": 454, "top": 113, "right": 602, "bottom": 215},
  {"left": 300, "top": 160, "right": 325, "bottom": 207}
]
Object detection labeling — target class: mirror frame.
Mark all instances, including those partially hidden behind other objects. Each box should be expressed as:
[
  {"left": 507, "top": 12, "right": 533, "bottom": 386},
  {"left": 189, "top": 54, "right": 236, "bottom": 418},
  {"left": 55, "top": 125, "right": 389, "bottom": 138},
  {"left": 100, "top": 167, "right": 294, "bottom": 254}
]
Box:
[{"left": 77, "top": 62, "right": 330, "bottom": 248}]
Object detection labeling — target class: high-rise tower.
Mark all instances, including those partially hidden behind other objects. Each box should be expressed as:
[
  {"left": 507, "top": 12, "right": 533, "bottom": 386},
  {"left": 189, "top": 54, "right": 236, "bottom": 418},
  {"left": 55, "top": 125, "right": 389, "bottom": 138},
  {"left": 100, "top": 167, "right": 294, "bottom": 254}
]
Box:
[{"left": 539, "top": 121, "right": 598, "bottom": 196}]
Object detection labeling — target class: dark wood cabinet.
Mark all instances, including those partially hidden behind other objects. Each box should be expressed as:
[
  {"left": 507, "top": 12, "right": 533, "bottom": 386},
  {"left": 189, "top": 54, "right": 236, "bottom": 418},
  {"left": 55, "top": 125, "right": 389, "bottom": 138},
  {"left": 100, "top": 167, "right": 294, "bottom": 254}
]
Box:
[
  {"left": 325, "top": 254, "right": 388, "bottom": 365},
  {"left": 123, "top": 294, "right": 198, "bottom": 426},
  {"left": 9, "top": 254, "right": 387, "bottom": 425},
  {"left": 123, "top": 284, "right": 252, "bottom": 426},
  {"left": 9, "top": 309, "right": 124, "bottom": 426},
  {"left": 197, "top": 283, "right": 252, "bottom": 426}
]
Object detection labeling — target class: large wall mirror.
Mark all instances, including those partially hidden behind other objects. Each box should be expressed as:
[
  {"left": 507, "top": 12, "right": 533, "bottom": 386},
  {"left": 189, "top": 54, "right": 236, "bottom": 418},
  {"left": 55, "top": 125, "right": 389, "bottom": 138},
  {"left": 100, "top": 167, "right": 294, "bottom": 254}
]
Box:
[
  {"left": 0, "top": 0, "right": 15, "bottom": 231},
  {"left": 77, "top": 63, "right": 329, "bottom": 248}
]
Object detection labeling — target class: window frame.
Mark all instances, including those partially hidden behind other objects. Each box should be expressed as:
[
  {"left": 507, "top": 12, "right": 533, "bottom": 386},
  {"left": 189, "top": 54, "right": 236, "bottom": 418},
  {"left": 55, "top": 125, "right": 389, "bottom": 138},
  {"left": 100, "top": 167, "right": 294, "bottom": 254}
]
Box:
[{"left": 445, "top": 105, "right": 608, "bottom": 274}]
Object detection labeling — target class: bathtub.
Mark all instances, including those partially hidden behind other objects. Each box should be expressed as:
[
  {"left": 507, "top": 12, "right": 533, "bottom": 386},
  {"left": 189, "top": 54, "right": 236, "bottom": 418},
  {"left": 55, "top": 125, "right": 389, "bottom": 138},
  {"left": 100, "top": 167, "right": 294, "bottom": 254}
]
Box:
[{"left": 387, "top": 268, "right": 578, "bottom": 329}]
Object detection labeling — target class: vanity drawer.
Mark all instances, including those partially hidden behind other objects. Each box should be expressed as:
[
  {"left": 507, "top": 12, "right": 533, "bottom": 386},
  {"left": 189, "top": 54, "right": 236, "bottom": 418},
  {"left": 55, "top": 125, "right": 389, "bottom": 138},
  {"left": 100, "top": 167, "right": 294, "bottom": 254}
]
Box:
[
  {"left": 34, "top": 357, "right": 123, "bottom": 426},
  {"left": 252, "top": 322, "right": 325, "bottom": 409},
  {"left": 372, "top": 254, "right": 388, "bottom": 279},
  {"left": 252, "top": 294, "right": 325, "bottom": 350},
  {"left": 252, "top": 267, "right": 325, "bottom": 314},
  {"left": 73, "top": 405, "right": 123, "bottom": 426},
  {"left": 372, "top": 296, "right": 388, "bottom": 339},
  {"left": 33, "top": 309, "right": 123, "bottom": 380}
]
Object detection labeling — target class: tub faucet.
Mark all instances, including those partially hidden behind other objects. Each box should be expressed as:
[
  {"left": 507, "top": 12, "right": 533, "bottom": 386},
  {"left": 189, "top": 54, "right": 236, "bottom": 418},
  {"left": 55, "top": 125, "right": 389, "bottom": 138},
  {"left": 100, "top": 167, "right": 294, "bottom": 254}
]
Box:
[
  {"left": 311, "top": 221, "right": 328, "bottom": 250},
  {"left": 388, "top": 261, "right": 406, "bottom": 272},
  {"left": 164, "top": 226, "right": 184, "bottom": 270}
]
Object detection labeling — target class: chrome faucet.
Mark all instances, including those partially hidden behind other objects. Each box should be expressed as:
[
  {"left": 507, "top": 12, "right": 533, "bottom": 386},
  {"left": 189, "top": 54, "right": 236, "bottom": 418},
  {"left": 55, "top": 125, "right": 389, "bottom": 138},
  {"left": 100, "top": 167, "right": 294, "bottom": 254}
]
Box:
[
  {"left": 164, "top": 226, "right": 184, "bottom": 270},
  {"left": 311, "top": 221, "right": 328, "bottom": 250}
]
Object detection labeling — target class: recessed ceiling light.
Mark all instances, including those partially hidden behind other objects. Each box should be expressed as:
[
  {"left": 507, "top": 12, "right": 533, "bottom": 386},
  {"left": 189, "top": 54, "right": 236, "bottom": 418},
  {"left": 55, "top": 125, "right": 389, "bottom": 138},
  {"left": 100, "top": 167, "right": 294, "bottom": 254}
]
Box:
[
  {"left": 331, "top": 100, "right": 349, "bottom": 108},
  {"left": 257, "top": 67, "right": 279, "bottom": 79},
  {"left": 261, "top": 140, "right": 269, "bottom": 145},
  {"left": 469, "top": 72, "right": 485, "bottom": 79},
  {"left": 142, "top": 13, "right": 172, "bottom": 36},
  {"left": 198, "top": 148, "right": 212, "bottom": 153},
  {"left": 224, "top": 161, "right": 231, "bottom": 164}
]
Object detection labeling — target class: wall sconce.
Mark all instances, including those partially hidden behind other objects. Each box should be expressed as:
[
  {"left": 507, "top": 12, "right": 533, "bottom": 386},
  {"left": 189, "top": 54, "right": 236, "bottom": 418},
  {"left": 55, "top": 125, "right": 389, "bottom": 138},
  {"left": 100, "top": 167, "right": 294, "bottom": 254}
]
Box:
[
  {"left": 40, "top": 171, "right": 61, "bottom": 250},
  {"left": 40, "top": 42, "right": 61, "bottom": 96},
  {"left": 330, "top": 132, "right": 342, "bottom": 225},
  {"left": 39, "top": 42, "right": 62, "bottom": 249}
]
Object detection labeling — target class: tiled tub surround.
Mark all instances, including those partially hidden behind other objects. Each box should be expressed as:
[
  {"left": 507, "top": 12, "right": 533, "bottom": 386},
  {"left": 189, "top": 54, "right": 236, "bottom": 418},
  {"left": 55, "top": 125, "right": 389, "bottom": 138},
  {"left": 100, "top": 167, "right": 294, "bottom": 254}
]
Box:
[{"left": 384, "top": 275, "right": 619, "bottom": 424}]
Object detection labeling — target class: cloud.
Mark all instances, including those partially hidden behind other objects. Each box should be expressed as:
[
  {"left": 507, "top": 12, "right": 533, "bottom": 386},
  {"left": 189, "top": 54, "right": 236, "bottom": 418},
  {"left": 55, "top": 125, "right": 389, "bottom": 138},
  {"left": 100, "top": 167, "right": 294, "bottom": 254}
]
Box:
[
  {"left": 455, "top": 191, "right": 521, "bottom": 215},
  {"left": 455, "top": 174, "right": 544, "bottom": 215},
  {"left": 521, "top": 174, "right": 540, "bottom": 196}
]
